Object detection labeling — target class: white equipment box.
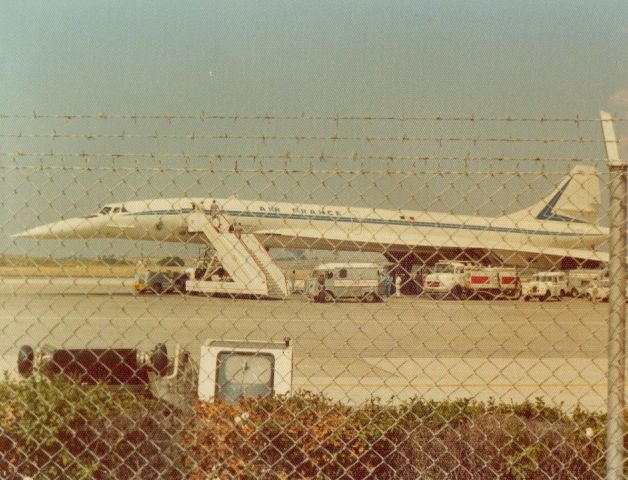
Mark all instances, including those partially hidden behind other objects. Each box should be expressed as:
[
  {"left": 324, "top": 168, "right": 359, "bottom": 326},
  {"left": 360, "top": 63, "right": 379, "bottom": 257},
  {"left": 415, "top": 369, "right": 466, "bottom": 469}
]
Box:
[{"left": 197, "top": 338, "right": 293, "bottom": 403}]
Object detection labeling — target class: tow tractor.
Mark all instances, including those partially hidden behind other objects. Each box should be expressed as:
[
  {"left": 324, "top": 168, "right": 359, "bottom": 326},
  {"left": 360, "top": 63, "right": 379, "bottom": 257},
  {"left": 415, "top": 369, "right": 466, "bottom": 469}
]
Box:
[
  {"left": 134, "top": 267, "right": 188, "bottom": 294},
  {"left": 17, "top": 338, "right": 293, "bottom": 409}
]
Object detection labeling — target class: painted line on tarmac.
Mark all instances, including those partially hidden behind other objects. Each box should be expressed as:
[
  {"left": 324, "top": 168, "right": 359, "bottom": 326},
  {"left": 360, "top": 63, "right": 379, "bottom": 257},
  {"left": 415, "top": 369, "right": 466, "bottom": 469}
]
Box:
[
  {"left": 0, "top": 314, "right": 607, "bottom": 328},
  {"left": 295, "top": 380, "right": 628, "bottom": 389}
]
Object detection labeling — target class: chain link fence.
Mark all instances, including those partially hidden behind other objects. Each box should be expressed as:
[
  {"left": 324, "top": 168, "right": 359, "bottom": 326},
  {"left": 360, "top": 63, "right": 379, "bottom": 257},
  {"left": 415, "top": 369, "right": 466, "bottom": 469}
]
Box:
[{"left": 1, "top": 113, "right": 626, "bottom": 479}]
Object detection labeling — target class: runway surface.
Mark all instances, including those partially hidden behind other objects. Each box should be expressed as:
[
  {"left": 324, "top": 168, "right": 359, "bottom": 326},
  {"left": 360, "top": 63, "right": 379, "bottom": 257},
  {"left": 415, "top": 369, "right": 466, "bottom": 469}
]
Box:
[{"left": 0, "top": 277, "right": 623, "bottom": 411}]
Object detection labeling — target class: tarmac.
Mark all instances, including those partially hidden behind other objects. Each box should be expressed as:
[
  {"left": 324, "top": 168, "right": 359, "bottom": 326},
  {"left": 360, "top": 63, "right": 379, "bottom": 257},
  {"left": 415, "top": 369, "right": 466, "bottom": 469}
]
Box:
[{"left": 0, "top": 276, "right": 623, "bottom": 411}]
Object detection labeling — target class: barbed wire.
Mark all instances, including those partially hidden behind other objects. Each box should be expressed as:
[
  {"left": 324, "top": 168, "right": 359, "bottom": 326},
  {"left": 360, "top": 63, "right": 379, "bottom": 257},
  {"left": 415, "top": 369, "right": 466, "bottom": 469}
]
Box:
[
  {"left": 0, "top": 151, "right": 605, "bottom": 163},
  {"left": 1, "top": 112, "right": 627, "bottom": 123},
  {"left": 0, "top": 164, "right": 581, "bottom": 175},
  {"left": 1, "top": 112, "right": 622, "bottom": 480},
  {"left": 0, "top": 132, "right": 621, "bottom": 144}
]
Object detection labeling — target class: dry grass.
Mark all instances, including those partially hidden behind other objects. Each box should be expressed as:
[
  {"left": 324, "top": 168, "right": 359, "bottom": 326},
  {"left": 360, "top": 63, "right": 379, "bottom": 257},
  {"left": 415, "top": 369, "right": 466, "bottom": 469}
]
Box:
[{"left": 0, "top": 265, "right": 136, "bottom": 278}]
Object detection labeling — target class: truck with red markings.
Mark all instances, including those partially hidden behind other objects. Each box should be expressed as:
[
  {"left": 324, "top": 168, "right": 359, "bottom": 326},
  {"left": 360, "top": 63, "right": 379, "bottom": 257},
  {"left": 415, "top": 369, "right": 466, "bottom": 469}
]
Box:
[
  {"left": 423, "top": 261, "right": 521, "bottom": 300},
  {"left": 465, "top": 265, "right": 521, "bottom": 299}
]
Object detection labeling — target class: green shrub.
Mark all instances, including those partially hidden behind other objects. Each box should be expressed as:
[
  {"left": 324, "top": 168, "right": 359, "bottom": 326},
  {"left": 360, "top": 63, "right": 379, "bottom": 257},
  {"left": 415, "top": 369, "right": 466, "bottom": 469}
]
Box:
[
  {"left": 0, "top": 375, "right": 619, "bottom": 480},
  {"left": 0, "top": 374, "right": 184, "bottom": 479}
]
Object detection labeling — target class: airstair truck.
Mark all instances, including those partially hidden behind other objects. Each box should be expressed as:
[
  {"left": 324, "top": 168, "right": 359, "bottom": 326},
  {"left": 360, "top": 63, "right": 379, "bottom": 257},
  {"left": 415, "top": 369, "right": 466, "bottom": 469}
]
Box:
[
  {"left": 423, "top": 261, "right": 520, "bottom": 300},
  {"left": 185, "top": 211, "right": 289, "bottom": 298}
]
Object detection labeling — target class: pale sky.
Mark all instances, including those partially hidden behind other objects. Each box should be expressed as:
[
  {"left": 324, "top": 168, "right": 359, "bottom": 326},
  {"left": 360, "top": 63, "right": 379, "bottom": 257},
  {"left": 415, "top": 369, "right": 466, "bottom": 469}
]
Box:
[
  {"left": 1, "top": 1, "right": 627, "bottom": 258},
  {"left": 2, "top": 1, "right": 627, "bottom": 115}
]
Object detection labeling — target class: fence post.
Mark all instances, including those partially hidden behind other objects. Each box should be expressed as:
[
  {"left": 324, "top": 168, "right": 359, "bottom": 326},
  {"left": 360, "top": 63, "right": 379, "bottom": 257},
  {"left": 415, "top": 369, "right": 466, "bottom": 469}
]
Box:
[{"left": 601, "top": 110, "right": 626, "bottom": 480}]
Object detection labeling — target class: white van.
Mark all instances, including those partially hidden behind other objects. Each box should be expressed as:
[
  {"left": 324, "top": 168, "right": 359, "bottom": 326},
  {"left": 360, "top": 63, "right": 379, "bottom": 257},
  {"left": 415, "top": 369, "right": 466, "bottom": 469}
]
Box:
[{"left": 306, "top": 262, "right": 383, "bottom": 302}]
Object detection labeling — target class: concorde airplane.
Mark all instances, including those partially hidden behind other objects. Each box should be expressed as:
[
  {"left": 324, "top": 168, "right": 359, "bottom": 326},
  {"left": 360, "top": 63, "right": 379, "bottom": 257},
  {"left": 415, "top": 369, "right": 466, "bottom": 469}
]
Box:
[{"left": 12, "top": 165, "right": 610, "bottom": 270}]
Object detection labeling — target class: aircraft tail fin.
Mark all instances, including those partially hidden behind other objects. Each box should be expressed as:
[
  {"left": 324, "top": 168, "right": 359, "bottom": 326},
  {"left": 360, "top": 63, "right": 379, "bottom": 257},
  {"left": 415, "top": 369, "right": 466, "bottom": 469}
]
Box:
[{"left": 507, "top": 165, "right": 600, "bottom": 224}]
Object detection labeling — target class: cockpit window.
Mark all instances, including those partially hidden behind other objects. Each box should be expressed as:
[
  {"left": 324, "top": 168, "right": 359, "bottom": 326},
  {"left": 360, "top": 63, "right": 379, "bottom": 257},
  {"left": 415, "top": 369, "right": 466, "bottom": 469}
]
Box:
[{"left": 99, "top": 206, "right": 112, "bottom": 215}]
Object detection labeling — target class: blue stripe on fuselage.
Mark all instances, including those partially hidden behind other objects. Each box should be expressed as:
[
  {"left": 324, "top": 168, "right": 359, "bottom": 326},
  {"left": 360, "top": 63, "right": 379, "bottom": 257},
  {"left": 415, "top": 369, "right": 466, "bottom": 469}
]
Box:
[{"left": 128, "top": 208, "right": 598, "bottom": 238}]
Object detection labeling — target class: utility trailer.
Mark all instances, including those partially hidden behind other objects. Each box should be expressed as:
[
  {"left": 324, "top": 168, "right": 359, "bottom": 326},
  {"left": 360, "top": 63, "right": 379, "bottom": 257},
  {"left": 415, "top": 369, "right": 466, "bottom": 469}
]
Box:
[
  {"left": 17, "top": 343, "right": 197, "bottom": 409},
  {"left": 17, "top": 338, "right": 293, "bottom": 409}
]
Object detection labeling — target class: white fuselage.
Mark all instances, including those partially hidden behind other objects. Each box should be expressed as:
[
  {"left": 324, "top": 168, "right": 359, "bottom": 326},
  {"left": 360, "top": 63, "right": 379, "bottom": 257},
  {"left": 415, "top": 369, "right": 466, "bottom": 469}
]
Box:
[
  {"left": 17, "top": 196, "right": 607, "bottom": 259},
  {"left": 12, "top": 163, "right": 613, "bottom": 269}
]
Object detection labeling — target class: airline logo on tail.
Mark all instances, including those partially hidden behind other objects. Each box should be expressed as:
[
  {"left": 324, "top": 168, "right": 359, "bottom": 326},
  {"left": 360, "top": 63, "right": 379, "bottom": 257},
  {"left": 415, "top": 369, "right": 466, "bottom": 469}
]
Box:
[
  {"left": 535, "top": 179, "right": 583, "bottom": 223},
  {"left": 507, "top": 165, "right": 600, "bottom": 225}
]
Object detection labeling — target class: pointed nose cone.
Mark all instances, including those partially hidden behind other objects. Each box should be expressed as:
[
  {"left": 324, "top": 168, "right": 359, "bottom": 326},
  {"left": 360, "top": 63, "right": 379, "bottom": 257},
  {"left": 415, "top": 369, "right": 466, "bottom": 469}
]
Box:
[{"left": 11, "top": 217, "right": 101, "bottom": 240}]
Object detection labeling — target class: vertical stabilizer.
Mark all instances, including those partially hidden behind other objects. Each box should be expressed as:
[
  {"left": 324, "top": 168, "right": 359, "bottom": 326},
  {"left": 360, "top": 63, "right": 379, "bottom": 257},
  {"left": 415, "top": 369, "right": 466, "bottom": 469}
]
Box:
[{"left": 507, "top": 166, "right": 600, "bottom": 224}]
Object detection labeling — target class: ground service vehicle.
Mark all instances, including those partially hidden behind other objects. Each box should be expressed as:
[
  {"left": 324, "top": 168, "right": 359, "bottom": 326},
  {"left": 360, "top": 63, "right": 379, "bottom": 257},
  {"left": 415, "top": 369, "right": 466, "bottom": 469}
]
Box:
[
  {"left": 16, "top": 343, "right": 193, "bottom": 408},
  {"left": 522, "top": 271, "right": 567, "bottom": 301},
  {"left": 565, "top": 269, "right": 607, "bottom": 297},
  {"left": 423, "top": 261, "right": 520, "bottom": 299},
  {"left": 465, "top": 265, "right": 521, "bottom": 299},
  {"left": 134, "top": 269, "right": 188, "bottom": 294},
  {"left": 584, "top": 279, "right": 628, "bottom": 303},
  {"left": 198, "top": 339, "right": 293, "bottom": 403},
  {"left": 586, "top": 279, "right": 610, "bottom": 302},
  {"left": 17, "top": 338, "right": 293, "bottom": 408},
  {"left": 306, "top": 262, "right": 383, "bottom": 302},
  {"left": 423, "top": 261, "right": 471, "bottom": 299}
]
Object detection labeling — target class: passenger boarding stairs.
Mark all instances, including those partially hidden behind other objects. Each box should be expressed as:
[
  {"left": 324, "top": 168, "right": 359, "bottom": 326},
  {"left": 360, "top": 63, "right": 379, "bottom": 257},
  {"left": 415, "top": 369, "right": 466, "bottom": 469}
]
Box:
[{"left": 186, "top": 211, "right": 289, "bottom": 297}]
